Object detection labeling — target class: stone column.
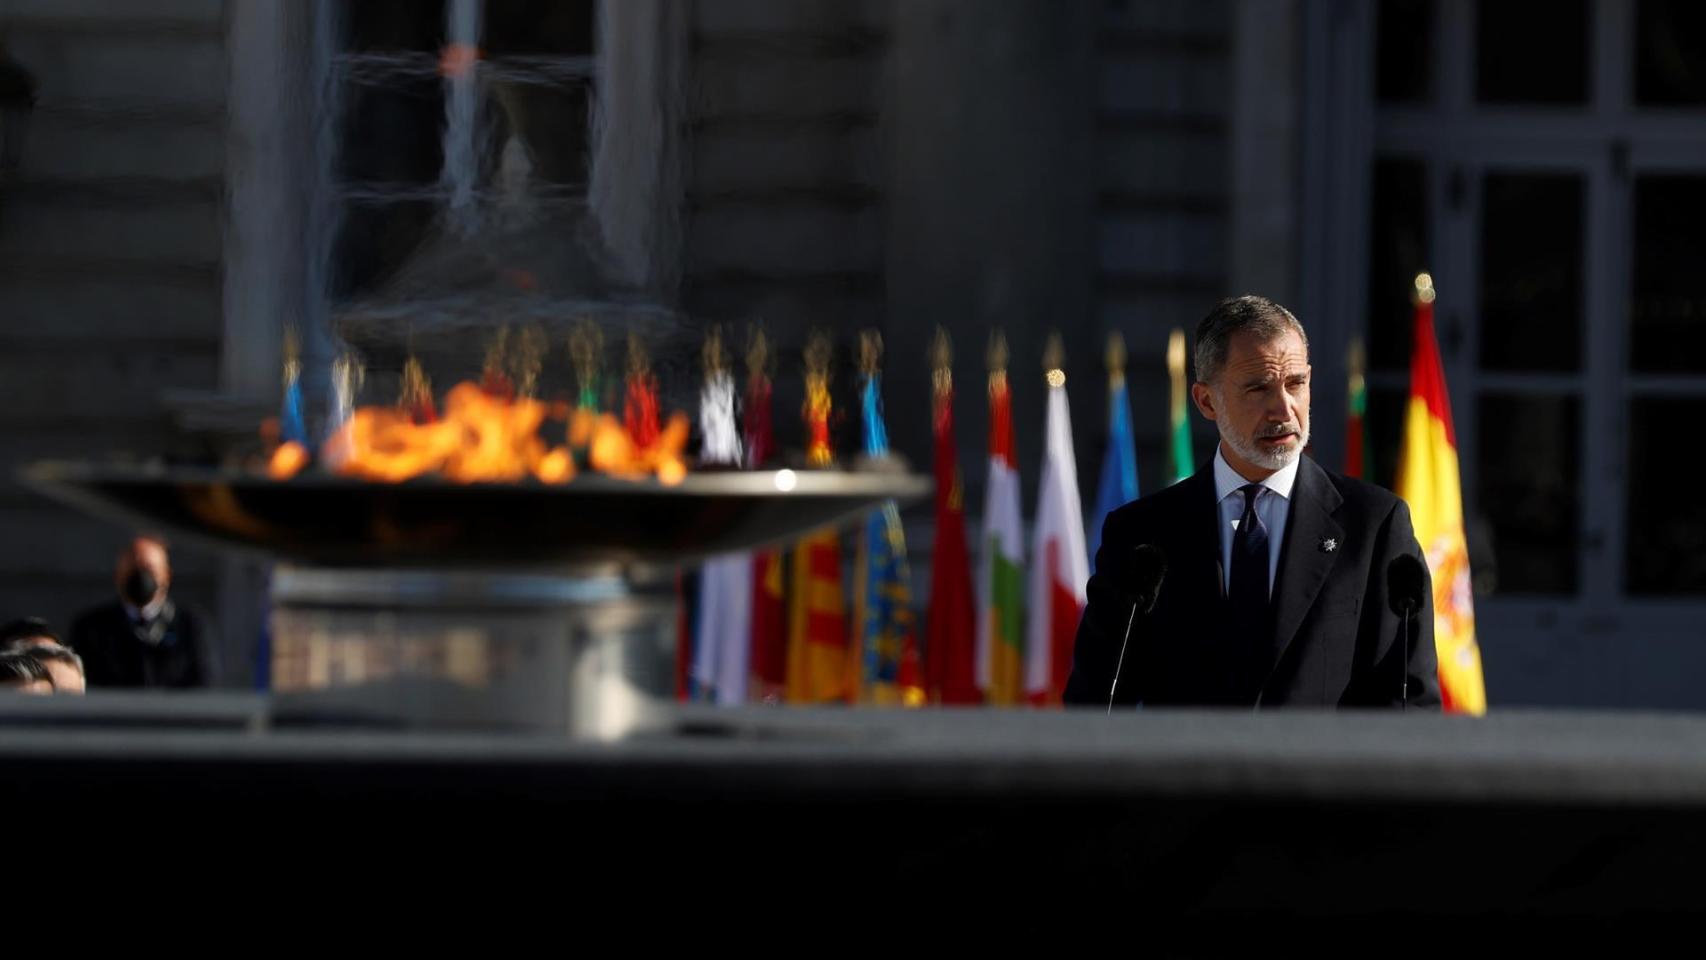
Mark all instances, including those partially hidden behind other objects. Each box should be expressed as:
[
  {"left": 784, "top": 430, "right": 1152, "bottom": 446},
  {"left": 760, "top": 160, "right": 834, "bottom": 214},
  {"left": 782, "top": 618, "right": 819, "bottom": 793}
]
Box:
[{"left": 885, "top": 0, "right": 1098, "bottom": 507}]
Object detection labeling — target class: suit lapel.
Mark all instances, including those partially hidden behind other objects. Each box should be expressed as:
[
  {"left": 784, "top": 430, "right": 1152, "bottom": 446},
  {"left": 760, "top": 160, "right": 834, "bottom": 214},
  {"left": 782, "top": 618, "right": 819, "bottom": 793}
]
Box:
[
  {"left": 1152, "top": 466, "right": 1230, "bottom": 703},
  {"left": 1170, "top": 466, "right": 1223, "bottom": 606},
  {"left": 1264, "top": 457, "right": 1343, "bottom": 679}
]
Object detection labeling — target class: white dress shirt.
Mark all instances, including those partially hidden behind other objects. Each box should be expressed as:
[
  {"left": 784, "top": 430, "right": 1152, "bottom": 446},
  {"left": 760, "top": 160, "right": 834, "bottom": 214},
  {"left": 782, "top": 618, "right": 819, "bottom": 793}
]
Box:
[{"left": 1213, "top": 446, "right": 1299, "bottom": 598}]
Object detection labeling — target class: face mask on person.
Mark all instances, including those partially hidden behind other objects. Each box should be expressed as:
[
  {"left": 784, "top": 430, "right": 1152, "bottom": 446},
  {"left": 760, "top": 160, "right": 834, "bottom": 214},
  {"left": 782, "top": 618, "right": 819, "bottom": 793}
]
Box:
[{"left": 123, "top": 569, "right": 160, "bottom": 611}]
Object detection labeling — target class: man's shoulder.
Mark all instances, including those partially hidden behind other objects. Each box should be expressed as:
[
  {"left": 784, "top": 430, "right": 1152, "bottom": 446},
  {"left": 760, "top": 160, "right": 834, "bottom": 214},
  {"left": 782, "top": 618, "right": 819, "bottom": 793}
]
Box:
[
  {"left": 1105, "top": 473, "right": 1206, "bottom": 531},
  {"left": 1306, "top": 460, "right": 1407, "bottom": 525}
]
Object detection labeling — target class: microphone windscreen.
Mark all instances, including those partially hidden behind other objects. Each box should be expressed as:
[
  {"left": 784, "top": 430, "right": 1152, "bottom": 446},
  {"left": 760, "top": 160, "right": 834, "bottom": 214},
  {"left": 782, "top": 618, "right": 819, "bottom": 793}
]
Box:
[
  {"left": 1128, "top": 544, "right": 1167, "bottom": 614},
  {"left": 1386, "top": 554, "right": 1427, "bottom": 616}
]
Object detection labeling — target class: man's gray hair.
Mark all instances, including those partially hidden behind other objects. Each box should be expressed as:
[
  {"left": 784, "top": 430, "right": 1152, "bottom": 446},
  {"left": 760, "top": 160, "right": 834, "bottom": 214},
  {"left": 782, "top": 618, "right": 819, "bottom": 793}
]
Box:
[
  {"left": 0, "top": 652, "right": 50, "bottom": 688},
  {"left": 1193, "top": 295, "right": 1310, "bottom": 385},
  {"left": 20, "top": 642, "right": 83, "bottom": 678}
]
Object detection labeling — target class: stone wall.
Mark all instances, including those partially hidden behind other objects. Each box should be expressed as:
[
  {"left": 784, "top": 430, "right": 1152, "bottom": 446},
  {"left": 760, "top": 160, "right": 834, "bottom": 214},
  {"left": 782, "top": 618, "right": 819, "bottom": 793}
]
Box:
[{"left": 0, "top": 0, "right": 227, "bottom": 642}]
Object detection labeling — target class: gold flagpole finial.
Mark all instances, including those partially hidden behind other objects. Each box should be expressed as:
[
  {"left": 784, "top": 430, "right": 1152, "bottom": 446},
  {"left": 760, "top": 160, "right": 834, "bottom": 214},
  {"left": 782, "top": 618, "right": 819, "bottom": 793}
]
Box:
[
  {"left": 703, "top": 325, "right": 726, "bottom": 376},
  {"left": 510, "top": 324, "right": 546, "bottom": 398},
  {"left": 1348, "top": 335, "right": 1366, "bottom": 400},
  {"left": 484, "top": 324, "right": 511, "bottom": 376},
  {"left": 804, "top": 329, "right": 832, "bottom": 379},
  {"left": 1167, "top": 328, "right": 1189, "bottom": 411},
  {"left": 931, "top": 327, "right": 952, "bottom": 396},
  {"left": 568, "top": 319, "right": 596, "bottom": 376},
  {"left": 282, "top": 325, "right": 301, "bottom": 382},
  {"left": 400, "top": 355, "right": 432, "bottom": 410},
  {"left": 1105, "top": 331, "right": 1127, "bottom": 384},
  {"left": 1167, "top": 328, "right": 1187, "bottom": 380},
  {"left": 858, "top": 329, "right": 882, "bottom": 377},
  {"left": 745, "top": 323, "right": 770, "bottom": 385},
  {"left": 1043, "top": 331, "right": 1065, "bottom": 387},
  {"left": 567, "top": 318, "right": 604, "bottom": 408},
  {"left": 1413, "top": 271, "right": 1436, "bottom": 305},
  {"left": 626, "top": 331, "right": 650, "bottom": 378},
  {"left": 988, "top": 329, "right": 1009, "bottom": 391}
]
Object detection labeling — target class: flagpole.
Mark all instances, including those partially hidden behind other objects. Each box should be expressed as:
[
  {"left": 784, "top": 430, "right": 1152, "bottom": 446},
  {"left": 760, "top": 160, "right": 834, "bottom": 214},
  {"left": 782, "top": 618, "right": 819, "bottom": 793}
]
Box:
[
  {"left": 1167, "top": 328, "right": 1193, "bottom": 485},
  {"left": 1346, "top": 335, "right": 1367, "bottom": 480}
]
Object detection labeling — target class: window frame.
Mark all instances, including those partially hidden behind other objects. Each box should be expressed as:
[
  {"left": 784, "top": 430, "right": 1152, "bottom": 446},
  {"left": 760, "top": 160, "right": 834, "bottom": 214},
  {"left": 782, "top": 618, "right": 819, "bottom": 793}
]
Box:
[
  {"left": 1297, "top": 0, "right": 1706, "bottom": 706},
  {"left": 322, "top": 0, "right": 601, "bottom": 302}
]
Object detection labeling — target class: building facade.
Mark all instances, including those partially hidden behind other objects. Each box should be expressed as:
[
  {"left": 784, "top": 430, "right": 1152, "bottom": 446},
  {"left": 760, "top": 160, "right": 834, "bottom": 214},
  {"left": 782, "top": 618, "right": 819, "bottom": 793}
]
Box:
[{"left": 3, "top": 0, "right": 1699, "bottom": 708}]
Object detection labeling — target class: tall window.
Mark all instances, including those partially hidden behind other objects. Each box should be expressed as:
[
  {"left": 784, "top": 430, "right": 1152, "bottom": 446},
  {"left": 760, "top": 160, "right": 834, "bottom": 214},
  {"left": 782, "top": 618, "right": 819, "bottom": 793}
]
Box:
[
  {"left": 326, "top": 0, "right": 598, "bottom": 300},
  {"left": 1358, "top": 0, "right": 1706, "bottom": 706}
]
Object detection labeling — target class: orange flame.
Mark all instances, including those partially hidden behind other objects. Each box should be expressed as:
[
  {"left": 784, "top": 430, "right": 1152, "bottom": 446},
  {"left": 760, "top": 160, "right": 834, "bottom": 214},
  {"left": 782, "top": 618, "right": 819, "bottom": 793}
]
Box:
[
  {"left": 279, "top": 380, "right": 690, "bottom": 486},
  {"left": 579, "top": 407, "right": 690, "bottom": 486},
  {"left": 267, "top": 441, "right": 310, "bottom": 480},
  {"left": 534, "top": 447, "right": 574, "bottom": 484},
  {"left": 327, "top": 383, "right": 566, "bottom": 484}
]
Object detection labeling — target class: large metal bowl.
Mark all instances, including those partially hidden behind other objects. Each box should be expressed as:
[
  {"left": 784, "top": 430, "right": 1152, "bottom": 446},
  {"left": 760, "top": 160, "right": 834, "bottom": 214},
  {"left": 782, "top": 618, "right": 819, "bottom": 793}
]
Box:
[{"left": 19, "top": 461, "right": 931, "bottom": 570}]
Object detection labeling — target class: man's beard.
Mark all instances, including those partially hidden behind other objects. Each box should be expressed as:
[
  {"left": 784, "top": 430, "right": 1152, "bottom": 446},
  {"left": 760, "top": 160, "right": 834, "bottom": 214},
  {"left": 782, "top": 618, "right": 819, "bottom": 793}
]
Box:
[{"left": 1220, "top": 407, "right": 1309, "bottom": 471}]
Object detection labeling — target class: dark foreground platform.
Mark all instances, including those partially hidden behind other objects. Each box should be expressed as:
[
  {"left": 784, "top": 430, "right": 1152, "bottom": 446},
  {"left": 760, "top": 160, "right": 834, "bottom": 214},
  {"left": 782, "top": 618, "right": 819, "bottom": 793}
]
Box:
[{"left": 4, "top": 696, "right": 1702, "bottom": 941}]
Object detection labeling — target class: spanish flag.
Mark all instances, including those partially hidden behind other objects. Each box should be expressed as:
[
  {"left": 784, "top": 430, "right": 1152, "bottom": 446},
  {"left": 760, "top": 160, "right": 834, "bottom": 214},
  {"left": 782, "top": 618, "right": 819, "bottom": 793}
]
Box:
[
  {"left": 786, "top": 528, "right": 850, "bottom": 703},
  {"left": 1395, "top": 274, "right": 1488, "bottom": 714}
]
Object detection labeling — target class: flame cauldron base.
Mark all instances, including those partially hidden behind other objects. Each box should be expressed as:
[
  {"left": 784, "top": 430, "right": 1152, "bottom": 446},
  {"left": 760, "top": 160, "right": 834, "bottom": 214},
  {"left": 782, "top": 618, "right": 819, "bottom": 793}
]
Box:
[
  {"left": 21, "top": 463, "right": 930, "bottom": 738},
  {"left": 269, "top": 567, "right": 675, "bottom": 738}
]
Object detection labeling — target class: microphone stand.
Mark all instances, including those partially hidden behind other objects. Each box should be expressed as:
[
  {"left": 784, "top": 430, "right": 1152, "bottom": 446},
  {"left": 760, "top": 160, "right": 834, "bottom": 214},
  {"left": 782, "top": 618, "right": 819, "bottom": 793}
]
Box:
[
  {"left": 1400, "top": 603, "right": 1411, "bottom": 712},
  {"left": 1107, "top": 600, "right": 1140, "bottom": 716}
]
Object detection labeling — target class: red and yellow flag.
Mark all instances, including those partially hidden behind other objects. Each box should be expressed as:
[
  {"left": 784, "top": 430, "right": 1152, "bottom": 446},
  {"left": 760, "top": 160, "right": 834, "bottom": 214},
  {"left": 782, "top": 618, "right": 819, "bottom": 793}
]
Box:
[
  {"left": 786, "top": 529, "right": 850, "bottom": 703},
  {"left": 1395, "top": 275, "right": 1487, "bottom": 714},
  {"left": 785, "top": 335, "right": 850, "bottom": 703}
]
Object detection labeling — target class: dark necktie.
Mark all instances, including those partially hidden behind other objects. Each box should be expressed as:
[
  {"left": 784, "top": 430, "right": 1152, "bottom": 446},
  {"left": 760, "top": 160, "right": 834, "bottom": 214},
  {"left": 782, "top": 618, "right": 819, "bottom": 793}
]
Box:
[{"left": 1229, "top": 483, "right": 1271, "bottom": 695}]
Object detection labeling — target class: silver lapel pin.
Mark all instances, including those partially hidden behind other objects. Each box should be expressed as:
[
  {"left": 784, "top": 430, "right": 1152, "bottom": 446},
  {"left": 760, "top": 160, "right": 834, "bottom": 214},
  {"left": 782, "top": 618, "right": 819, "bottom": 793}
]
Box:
[{"left": 1320, "top": 537, "right": 1338, "bottom": 553}]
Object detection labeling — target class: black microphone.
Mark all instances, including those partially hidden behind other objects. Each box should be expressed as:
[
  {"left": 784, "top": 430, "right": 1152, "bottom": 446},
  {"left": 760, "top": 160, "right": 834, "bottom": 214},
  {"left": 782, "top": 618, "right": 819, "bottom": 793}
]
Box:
[
  {"left": 1108, "top": 544, "right": 1166, "bottom": 714},
  {"left": 1386, "top": 554, "right": 1426, "bottom": 711}
]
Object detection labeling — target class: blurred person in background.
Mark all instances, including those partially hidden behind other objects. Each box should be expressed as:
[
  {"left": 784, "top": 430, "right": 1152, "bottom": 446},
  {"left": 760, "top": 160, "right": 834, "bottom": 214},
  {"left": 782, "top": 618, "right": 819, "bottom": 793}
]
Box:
[{"left": 70, "top": 536, "right": 217, "bottom": 689}]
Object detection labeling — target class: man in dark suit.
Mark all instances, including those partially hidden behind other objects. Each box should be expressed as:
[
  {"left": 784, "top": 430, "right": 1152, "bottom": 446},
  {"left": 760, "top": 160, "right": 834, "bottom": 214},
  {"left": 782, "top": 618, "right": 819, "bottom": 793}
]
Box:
[
  {"left": 1065, "top": 296, "right": 1439, "bottom": 709},
  {"left": 69, "top": 536, "right": 216, "bottom": 689}
]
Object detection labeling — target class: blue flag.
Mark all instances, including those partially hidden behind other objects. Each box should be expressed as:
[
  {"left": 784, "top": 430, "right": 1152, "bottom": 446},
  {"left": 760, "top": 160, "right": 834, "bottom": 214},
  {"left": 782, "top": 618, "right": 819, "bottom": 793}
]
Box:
[
  {"left": 1088, "top": 377, "right": 1139, "bottom": 569},
  {"left": 854, "top": 367, "right": 921, "bottom": 705},
  {"left": 282, "top": 374, "right": 308, "bottom": 447}
]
